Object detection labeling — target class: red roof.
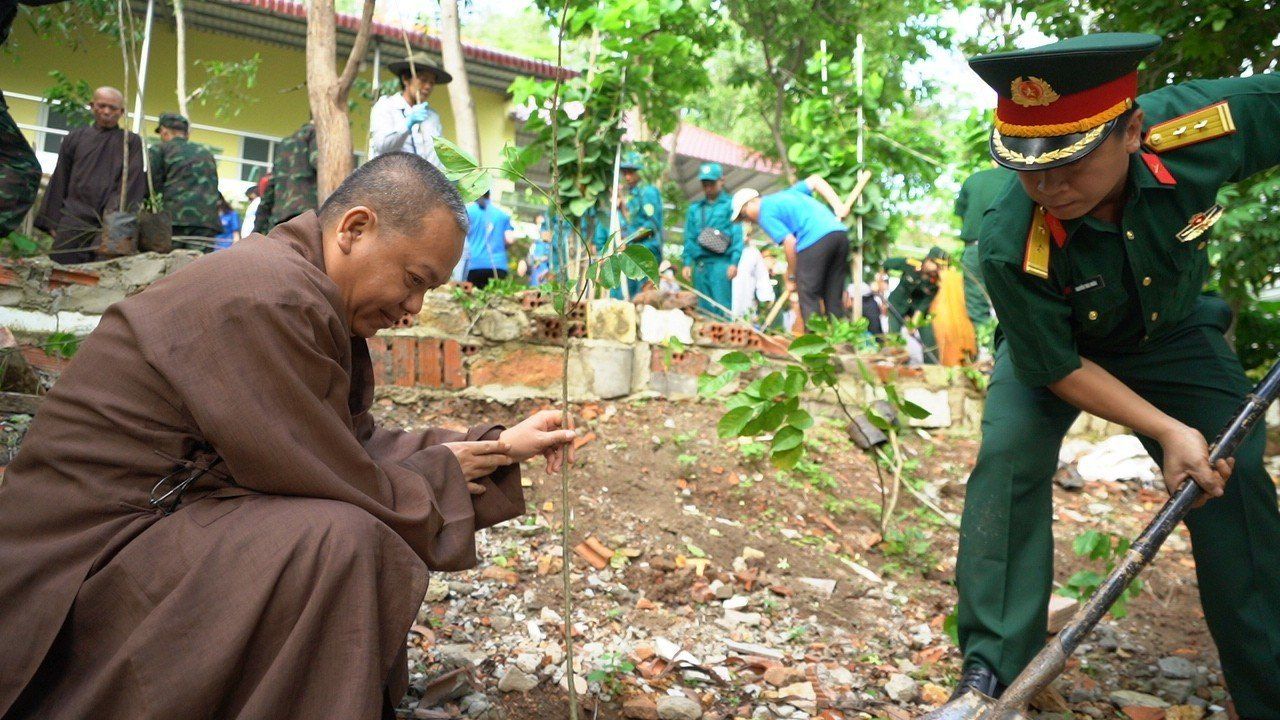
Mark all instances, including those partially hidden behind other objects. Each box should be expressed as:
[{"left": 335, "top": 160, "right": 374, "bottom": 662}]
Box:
[
  {"left": 660, "top": 124, "right": 782, "bottom": 175},
  {"left": 228, "top": 0, "right": 574, "bottom": 81}
]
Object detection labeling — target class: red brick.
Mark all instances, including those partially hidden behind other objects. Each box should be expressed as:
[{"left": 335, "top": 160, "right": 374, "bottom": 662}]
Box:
[
  {"left": 367, "top": 336, "right": 393, "bottom": 384},
  {"left": 442, "top": 339, "right": 466, "bottom": 389},
  {"left": 48, "top": 267, "right": 100, "bottom": 288},
  {"left": 416, "top": 338, "right": 443, "bottom": 388},
  {"left": 367, "top": 336, "right": 417, "bottom": 387},
  {"left": 470, "top": 345, "right": 563, "bottom": 389},
  {"left": 650, "top": 349, "right": 710, "bottom": 375}
]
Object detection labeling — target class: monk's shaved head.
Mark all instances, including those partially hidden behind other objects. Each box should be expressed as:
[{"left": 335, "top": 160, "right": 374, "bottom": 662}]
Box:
[
  {"left": 90, "top": 86, "right": 125, "bottom": 129},
  {"left": 320, "top": 152, "right": 468, "bottom": 235}
]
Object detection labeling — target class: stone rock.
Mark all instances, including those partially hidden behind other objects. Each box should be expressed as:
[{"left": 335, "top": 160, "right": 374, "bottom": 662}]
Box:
[
  {"left": 710, "top": 579, "right": 733, "bottom": 600},
  {"left": 583, "top": 340, "right": 635, "bottom": 399},
  {"left": 623, "top": 695, "right": 660, "bottom": 720},
  {"left": 587, "top": 299, "right": 638, "bottom": 344},
  {"left": 764, "top": 666, "right": 806, "bottom": 687},
  {"left": 459, "top": 692, "right": 499, "bottom": 719},
  {"left": 717, "top": 609, "right": 762, "bottom": 628},
  {"left": 425, "top": 576, "right": 450, "bottom": 603},
  {"left": 722, "top": 595, "right": 750, "bottom": 610},
  {"left": 418, "top": 290, "right": 471, "bottom": 335},
  {"left": 514, "top": 652, "right": 542, "bottom": 674},
  {"left": 474, "top": 305, "right": 529, "bottom": 342},
  {"left": 656, "top": 694, "right": 703, "bottom": 720},
  {"left": 777, "top": 681, "right": 816, "bottom": 707},
  {"left": 1158, "top": 656, "right": 1197, "bottom": 680},
  {"left": 903, "top": 388, "right": 951, "bottom": 428},
  {"left": 654, "top": 638, "right": 682, "bottom": 661},
  {"left": 1110, "top": 690, "right": 1170, "bottom": 709},
  {"left": 1122, "top": 707, "right": 1167, "bottom": 720},
  {"left": 1166, "top": 706, "right": 1205, "bottom": 720},
  {"left": 638, "top": 306, "right": 693, "bottom": 344},
  {"left": 558, "top": 673, "right": 588, "bottom": 695},
  {"left": 885, "top": 673, "right": 919, "bottom": 703},
  {"left": 1076, "top": 434, "right": 1159, "bottom": 483},
  {"left": 796, "top": 577, "right": 837, "bottom": 598},
  {"left": 921, "top": 682, "right": 950, "bottom": 705},
  {"left": 1047, "top": 594, "right": 1079, "bottom": 634}
]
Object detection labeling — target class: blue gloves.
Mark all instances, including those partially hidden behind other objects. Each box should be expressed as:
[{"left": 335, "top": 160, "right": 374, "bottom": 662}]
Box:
[{"left": 407, "top": 103, "right": 431, "bottom": 128}]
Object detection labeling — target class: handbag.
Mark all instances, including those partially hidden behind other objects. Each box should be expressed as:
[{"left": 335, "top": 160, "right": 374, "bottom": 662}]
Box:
[{"left": 694, "top": 206, "right": 730, "bottom": 254}]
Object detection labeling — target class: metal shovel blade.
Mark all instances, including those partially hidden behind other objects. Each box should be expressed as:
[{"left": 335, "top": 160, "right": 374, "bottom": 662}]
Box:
[{"left": 916, "top": 689, "right": 1028, "bottom": 720}]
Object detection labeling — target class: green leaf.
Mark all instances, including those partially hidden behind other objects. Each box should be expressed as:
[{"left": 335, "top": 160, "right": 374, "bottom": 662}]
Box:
[
  {"left": 770, "top": 445, "right": 804, "bottom": 470},
  {"left": 595, "top": 255, "right": 619, "bottom": 289},
  {"left": 788, "top": 407, "right": 813, "bottom": 430},
  {"left": 784, "top": 367, "right": 807, "bottom": 396},
  {"left": 454, "top": 168, "right": 491, "bottom": 203},
  {"left": 758, "top": 371, "right": 786, "bottom": 399},
  {"left": 433, "top": 136, "right": 479, "bottom": 177},
  {"left": 865, "top": 408, "right": 891, "bottom": 431},
  {"left": 622, "top": 244, "right": 660, "bottom": 282},
  {"left": 771, "top": 425, "right": 804, "bottom": 453},
  {"left": 756, "top": 401, "right": 790, "bottom": 432},
  {"left": 788, "top": 334, "right": 828, "bottom": 358},
  {"left": 685, "top": 543, "right": 707, "bottom": 558},
  {"left": 943, "top": 611, "right": 959, "bottom": 646},
  {"left": 717, "top": 406, "right": 755, "bottom": 438},
  {"left": 899, "top": 400, "right": 932, "bottom": 420},
  {"left": 568, "top": 197, "right": 595, "bottom": 217},
  {"left": 45, "top": 331, "right": 79, "bottom": 359},
  {"left": 854, "top": 359, "right": 877, "bottom": 385},
  {"left": 719, "top": 351, "right": 752, "bottom": 372},
  {"left": 698, "top": 371, "right": 736, "bottom": 396}
]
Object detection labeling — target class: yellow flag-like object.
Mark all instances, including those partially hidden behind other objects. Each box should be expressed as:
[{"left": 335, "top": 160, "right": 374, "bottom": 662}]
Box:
[{"left": 929, "top": 267, "right": 977, "bottom": 366}]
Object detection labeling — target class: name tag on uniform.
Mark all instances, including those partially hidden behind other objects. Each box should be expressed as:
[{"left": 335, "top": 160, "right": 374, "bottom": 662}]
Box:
[
  {"left": 1175, "top": 204, "right": 1224, "bottom": 243},
  {"left": 1065, "top": 275, "right": 1105, "bottom": 296}
]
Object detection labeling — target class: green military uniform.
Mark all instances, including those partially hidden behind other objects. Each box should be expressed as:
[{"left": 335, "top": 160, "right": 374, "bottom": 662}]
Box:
[
  {"left": 683, "top": 163, "right": 743, "bottom": 318},
  {"left": 885, "top": 246, "right": 948, "bottom": 363},
  {"left": 149, "top": 114, "right": 221, "bottom": 246},
  {"left": 954, "top": 167, "right": 1014, "bottom": 326},
  {"left": 957, "top": 34, "right": 1280, "bottom": 714},
  {"left": 257, "top": 122, "right": 317, "bottom": 234},
  {"left": 619, "top": 151, "right": 664, "bottom": 298},
  {"left": 0, "top": 2, "right": 60, "bottom": 237}
]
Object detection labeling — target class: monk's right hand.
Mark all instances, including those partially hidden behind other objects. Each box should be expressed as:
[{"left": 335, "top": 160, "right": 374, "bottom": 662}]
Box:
[{"left": 443, "top": 441, "right": 513, "bottom": 485}]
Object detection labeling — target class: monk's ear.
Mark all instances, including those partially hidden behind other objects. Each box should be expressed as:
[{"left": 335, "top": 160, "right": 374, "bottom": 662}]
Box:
[
  {"left": 336, "top": 206, "right": 376, "bottom": 253},
  {"left": 1122, "top": 108, "right": 1145, "bottom": 154}
]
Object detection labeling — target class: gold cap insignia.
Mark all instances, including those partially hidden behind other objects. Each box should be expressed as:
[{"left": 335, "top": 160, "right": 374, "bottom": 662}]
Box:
[{"left": 1011, "top": 76, "right": 1060, "bottom": 107}]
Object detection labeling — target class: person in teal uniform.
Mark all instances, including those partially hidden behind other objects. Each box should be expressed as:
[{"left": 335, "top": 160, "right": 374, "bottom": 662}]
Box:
[
  {"left": 682, "top": 162, "right": 743, "bottom": 318},
  {"left": 941, "top": 33, "right": 1280, "bottom": 717},
  {"left": 617, "top": 151, "right": 665, "bottom": 297}
]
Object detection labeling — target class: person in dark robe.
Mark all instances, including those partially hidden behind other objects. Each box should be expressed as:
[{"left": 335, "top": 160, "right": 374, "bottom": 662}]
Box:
[
  {"left": 0, "top": 152, "right": 576, "bottom": 718},
  {"left": 33, "top": 86, "right": 146, "bottom": 264}
]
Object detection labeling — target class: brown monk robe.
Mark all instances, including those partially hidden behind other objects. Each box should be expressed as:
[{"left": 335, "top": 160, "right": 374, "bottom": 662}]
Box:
[{"left": 0, "top": 153, "right": 575, "bottom": 718}]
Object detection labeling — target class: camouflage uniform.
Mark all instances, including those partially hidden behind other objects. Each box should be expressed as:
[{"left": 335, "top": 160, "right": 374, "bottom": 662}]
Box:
[
  {"left": 149, "top": 136, "right": 221, "bottom": 242},
  {"left": 0, "top": 90, "right": 40, "bottom": 238},
  {"left": 263, "top": 122, "right": 318, "bottom": 232}
]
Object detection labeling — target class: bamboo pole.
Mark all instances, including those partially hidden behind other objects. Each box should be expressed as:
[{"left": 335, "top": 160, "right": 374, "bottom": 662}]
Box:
[{"left": 851, "top": 33, "right": 865, "bottom": 322}]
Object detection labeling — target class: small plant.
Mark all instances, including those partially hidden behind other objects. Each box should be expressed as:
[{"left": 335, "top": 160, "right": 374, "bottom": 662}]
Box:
[
  {"left": 45, "top": 332, "right": 79, "bottom": 359},
  {"left": 676, "top": 453, "right": 698, "bottom": 467},
  {"left": 879, "top": 525, "right": 936, "bottom": 577},
  {"left": 0, "top": 232, "right": 46, "bottom": 259},
  {"left": 586, "top": 651, "right": 635, "bottom": 695},
  {"left": 1056, "top": 530, "right": 1143, "bottom": 618}
]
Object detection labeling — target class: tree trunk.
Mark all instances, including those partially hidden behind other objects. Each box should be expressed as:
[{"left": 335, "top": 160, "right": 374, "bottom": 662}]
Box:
[
  {"left": 759, "top": 44, "right": 795, "bottom": 183},
  {"left": 438, "top": 0, "right": 480, "bottom": 159},
  {"left": 174, "top": 0, "right": 188, "bottom": 117},
  {"left": 305, "top": 0, "right": 377, "bottom": 201}
]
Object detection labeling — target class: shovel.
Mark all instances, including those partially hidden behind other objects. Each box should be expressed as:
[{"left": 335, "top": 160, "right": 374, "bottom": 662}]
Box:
[{"left": 921, "top": 357, "right": 1280, "bottom": 720}]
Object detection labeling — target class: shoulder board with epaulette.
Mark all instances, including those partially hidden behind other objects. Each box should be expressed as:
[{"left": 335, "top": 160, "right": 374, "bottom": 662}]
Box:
[
  {"left": 1023, "top": 205, "right": 1051, "bottom": 280},
  {"left": 1144, "top": 101, "right": 1236, "bottom": 153},
  {"left": 906, "top": 258, "right": 922, "bottom": 270}
]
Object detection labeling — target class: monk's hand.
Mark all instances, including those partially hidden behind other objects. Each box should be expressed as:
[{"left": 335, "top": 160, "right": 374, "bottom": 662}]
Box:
[
  {"left": 499, "top": 409, "right": 577, "bottom": 473},
  {"left": 443, "top": 441, "right": 514, "bottom": 488},
  {"left": 1157, "top": 422, "right": 1232, "bottom": 509},
  {"left": 727, "top": 265, "right": 737, "bottom": 280}
]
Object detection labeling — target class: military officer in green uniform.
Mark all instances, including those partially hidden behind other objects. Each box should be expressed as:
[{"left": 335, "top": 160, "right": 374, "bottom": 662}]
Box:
[
  {"left": 148, "top": 113, "right": 221, "bottom": 248},
  {"left": 682, "top": 162, "right": 742, "bottom": 318},
  {"left": 617, "top": 151, "right": 665, "bottom": 297},
  {"left": 884, "top": 246, "right": 949, "bottom": 364},
  {"left": 0, "top": 1, "right": 63, "bottom": 238},
  {"left": 255, "top": 121, "right": 318, "bottom": 235},
  {"left": 946, "top": 34, "right": 1280, "bottom": 714},
  {"left": 954, "top": 166, "right": 1015, "bottom": 329}
]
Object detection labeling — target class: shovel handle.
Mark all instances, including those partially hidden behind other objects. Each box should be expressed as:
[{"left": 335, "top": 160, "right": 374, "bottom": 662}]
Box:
[{"left": 1058, "top": 357, "right": 1280, "bottom": 652}]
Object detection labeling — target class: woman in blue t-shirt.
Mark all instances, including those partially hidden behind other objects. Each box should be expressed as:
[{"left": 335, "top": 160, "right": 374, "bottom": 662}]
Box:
[
  {"left": 215, "top": 194, "right": 241, "bottom": 251},
  {"left": 730, "top": 176, "right": 851, "bottom": 322}
]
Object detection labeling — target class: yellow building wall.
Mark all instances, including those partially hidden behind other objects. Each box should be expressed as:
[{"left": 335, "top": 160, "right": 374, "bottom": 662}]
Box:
[{"left": 0, "top": 16, "right": 516, "bottom": 188}]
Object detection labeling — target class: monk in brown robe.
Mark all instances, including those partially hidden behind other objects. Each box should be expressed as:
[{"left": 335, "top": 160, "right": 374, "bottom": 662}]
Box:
[
  {"left": 0, "top": 152, "right": 575, "bottom": 718},
  {"left": 33, "top": 86, "right": 146, "bottom": 264}
]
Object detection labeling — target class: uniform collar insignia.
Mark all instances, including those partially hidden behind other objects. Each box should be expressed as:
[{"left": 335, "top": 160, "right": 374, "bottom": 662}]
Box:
[{"left": 1140, "top": 152, "right": 1177, "bottom": 186}]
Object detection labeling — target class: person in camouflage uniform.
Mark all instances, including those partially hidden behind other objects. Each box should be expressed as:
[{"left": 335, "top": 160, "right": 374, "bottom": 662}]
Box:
[
  {"left": 0, "top": 0, "right": 64, "bottom": 238},
  {"left": 256, "top": 121, "right": 317, "bottom": 234},
  {"left": 148, "top": 113, "right": 221, "bottom": 249}
]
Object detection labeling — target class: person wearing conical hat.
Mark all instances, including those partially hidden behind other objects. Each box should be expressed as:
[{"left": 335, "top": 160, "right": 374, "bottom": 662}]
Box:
[
  {"left": 369, "top": 51, "right": 453, "bottom": 169},
  {"left": 947, "top": 33, "right": 1280, "bottom": 710}
]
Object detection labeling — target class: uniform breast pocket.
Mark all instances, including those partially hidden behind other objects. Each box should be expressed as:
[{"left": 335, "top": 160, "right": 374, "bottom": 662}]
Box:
[{"left": 1067, "top": 280, "right": 1128, "bottom": 341}]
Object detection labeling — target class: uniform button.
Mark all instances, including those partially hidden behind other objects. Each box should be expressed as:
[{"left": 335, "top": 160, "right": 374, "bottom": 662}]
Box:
[
  {"left": 1125, "top": 231, "right": 1135, "bottom": 240},
  {"left": 1142, "top": 277, "right": 1152, "bottom": 286},
  {"left": 1197, "top": 241, "right": 1206, "bottom": 250},
  {"left": 1088, "top": 310, "right": 1099, "bottom": 321},
  {"left": 1151, "top": 312, "right": 1159, "bottom": 321}
]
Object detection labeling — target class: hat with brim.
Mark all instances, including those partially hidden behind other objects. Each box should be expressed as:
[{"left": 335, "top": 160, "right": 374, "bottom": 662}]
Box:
[
  {"left": 729, "top": 187, "right": 759, "bottom": 222},
  {"left": 387, "top": 52, "right": 453, "bottom": 84},
  {"left": 156, "top": 112, "right": 189, "bottom": 133},
  {"left": 968, "top": 33, "right": 1161, "bottom": 171},
  {"left": 925, "top": 246, "right": 951, "bottom": 264},
  {"left": 698, "top": 162, "right": 724, "bottom": 182},
  {"left": 619, "top": 151, "right": 644, "bottom": 171}
]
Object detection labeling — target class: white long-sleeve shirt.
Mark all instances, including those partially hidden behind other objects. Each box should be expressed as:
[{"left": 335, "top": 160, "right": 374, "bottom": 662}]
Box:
[
  {"left": 368, "top": 93, "right": 445, "bottom": 169},
  {"left": 732, "top": 244, "right": 776, "bottom": 318}
]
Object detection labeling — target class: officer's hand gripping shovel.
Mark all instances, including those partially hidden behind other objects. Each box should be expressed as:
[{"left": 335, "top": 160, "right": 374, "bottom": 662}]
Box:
[{"left": 918, "top": 357, "right": 1280, "bottom": 720}]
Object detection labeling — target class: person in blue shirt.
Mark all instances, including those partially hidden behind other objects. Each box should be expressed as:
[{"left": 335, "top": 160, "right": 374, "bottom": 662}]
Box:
[
  {"left": 730, "top": 175, "right": 851, "bottom": 322},
  {"left": 682, "top": 162, "right": 742, "bottom": 318},
  {"left": 617, "top": 151, "right": 665, "bottom": 297},
  {"left": 214, "top": 193, "right": 241, "bottom": 251},
  {"left": 464, "top": 192, "right": 514, "bottom": 289}
]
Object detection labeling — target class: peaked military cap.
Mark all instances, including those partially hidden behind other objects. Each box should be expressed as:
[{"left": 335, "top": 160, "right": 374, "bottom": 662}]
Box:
[
  {"left": 926, "top": 246, "right": 951, "bottom": 264},
  {"left": 156, "top": 112, "right": 189, "bottom": 132},
  {"left": 619, "top": 151, "right": 644, "bottom": 171},
  {"left": 969, "top": 33, "right": 1162, "bottom": 170},
  {"left": 698, "top": 162, "right": 724, "bottom": 181}
]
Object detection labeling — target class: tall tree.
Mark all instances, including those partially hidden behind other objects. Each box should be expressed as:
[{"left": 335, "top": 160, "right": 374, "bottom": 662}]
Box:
[
  {"left": 305, "top": 0, "right": 376, "bottom": 201},
  {"left": 438, "top": 0, "right": 480, "bottom": 158}
]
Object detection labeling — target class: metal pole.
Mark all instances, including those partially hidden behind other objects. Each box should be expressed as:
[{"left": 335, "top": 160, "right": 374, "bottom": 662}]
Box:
[
  {"left": 130, "top": 0, "right": 155, "bottom": 136},
  {"left": 851, "top": 33, "right": 865, "bottom": 322}
]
